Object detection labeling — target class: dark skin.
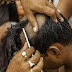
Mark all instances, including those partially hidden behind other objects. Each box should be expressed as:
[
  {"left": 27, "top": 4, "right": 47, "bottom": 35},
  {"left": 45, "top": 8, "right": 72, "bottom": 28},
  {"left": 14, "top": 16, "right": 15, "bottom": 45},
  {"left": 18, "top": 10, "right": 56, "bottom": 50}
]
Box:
[{"left": 1, "top": 0, "right": 72, "bottom": 72}]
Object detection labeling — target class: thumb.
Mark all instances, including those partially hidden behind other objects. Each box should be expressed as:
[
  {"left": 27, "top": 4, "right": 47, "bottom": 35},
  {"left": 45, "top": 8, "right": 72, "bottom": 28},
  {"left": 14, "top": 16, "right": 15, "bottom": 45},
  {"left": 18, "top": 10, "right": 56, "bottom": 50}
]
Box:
[{"left": 26, "top": 10, "right": 38, "bottom": 32}]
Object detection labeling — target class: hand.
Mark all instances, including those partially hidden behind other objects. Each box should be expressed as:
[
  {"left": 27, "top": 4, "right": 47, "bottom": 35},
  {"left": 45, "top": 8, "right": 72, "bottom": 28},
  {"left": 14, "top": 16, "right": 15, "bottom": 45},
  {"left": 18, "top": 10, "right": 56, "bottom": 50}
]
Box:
[
  {"left": 6, "top": 42, "right": 43, "bottom": 72},
  {"left": 15, "top": 0, "right": 24, "bottom": 18},
  {"left": 20, "top": 0, "right": 64, "bottom": 32}
]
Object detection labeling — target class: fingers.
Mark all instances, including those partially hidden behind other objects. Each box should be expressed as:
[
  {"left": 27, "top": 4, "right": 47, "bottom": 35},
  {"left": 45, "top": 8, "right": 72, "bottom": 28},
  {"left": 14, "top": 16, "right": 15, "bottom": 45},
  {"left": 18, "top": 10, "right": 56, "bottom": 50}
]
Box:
[
  {"left": 56, "top": 10, "right": 64, "bottom": 22},
  {"left": 12, "top": 42, "right": 28, "bottom": 60},
  {"left": 32, "top": 57, "right": 44, "bottom": 72},
  {"left": 15, "top": 0, "right": 24, "bottom": 16},
  {"left": 46, "top": 1, "right": 64, "bottom": 22},
  {"left": 17, "top": 43, "right": 35, "bottom": 61},
  {"left": 25, "top": 50, "right": 41, "bottom": 68},
  {"left": 21, "top": 47, "right": 35, "bottom": 61},
  {"left": 35, "top": 5, "right": 58, "bottom": 22},
  {"left": 26, "top": 10, "right": 38, "bottom": 32},
  {"left": 30, "top": 50, "right": 41, "bottom": 64},
  {"left": 35, "top": 5, "right": 55, "bottom": 16},
  {"left": 46, "top": 0, "right": 55, "bottom": 9},
  {"left": 24, "top": 47, "right": 35, "bottom": 59},
  {"left": 51, "top": 15, "right": 58, "bottom": 23},
  {"left": 20, "top": 42, "right": 28, "bottom": 53}
]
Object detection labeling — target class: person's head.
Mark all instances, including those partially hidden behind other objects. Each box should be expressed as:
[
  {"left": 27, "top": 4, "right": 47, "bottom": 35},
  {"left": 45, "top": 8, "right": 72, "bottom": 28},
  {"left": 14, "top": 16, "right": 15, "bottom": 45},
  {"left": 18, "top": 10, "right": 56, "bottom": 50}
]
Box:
[
  {"left": 22, "top": 14, "right": 72, "bottom": 70},
  {"left": 4, "top": 14, "right": 72, "bottom": 71}
]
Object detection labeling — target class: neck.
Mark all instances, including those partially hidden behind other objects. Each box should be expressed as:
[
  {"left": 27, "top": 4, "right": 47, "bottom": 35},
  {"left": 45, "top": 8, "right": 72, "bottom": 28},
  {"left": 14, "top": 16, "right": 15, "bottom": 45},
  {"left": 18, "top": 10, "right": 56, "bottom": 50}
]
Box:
[{"left": 57, "top": 1, "right": 72, "bottom": 20}]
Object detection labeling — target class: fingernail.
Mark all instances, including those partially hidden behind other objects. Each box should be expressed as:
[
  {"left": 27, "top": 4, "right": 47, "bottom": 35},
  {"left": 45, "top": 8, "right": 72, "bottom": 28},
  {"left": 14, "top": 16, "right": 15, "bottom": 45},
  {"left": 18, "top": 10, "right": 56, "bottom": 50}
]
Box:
[
  {"left": 61, "top": 17, "right": 64, "bottom": 22},
  {"left": 55, "top": 19, "right": 58, "bottom": 23},
  {"left": 57, "top": 9, "right": 61, "bottom": 13},
  {"left": 33, "top": 27, "right": 38, "bottom": 32}
]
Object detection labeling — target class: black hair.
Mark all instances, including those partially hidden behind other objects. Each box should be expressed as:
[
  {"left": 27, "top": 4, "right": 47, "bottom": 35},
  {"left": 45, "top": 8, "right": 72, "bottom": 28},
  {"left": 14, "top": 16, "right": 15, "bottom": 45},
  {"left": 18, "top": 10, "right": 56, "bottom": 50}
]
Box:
[{"left": 30, "top": 16, "right": 72, "bottom": 54}]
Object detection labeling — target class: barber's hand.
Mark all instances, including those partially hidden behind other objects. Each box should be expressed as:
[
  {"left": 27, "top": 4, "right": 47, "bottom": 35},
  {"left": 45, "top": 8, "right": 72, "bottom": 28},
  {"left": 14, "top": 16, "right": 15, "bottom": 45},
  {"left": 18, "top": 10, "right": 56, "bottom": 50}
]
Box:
[
  {"left": 15, "top": 0, "right": 24, "bottom": 17},
  {"left": 6, "top": 42, "right": 43, "bottom": 72},
  {"left": 20, "top": 0, "right": 64, "bottom": 32}
]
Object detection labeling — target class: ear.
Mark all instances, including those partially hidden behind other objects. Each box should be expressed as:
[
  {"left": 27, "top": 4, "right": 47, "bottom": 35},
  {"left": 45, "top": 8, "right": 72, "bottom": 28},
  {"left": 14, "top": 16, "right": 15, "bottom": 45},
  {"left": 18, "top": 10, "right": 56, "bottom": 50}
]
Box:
[{"left": 48, "top": 46, "right": 61, "bottom": 56}]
